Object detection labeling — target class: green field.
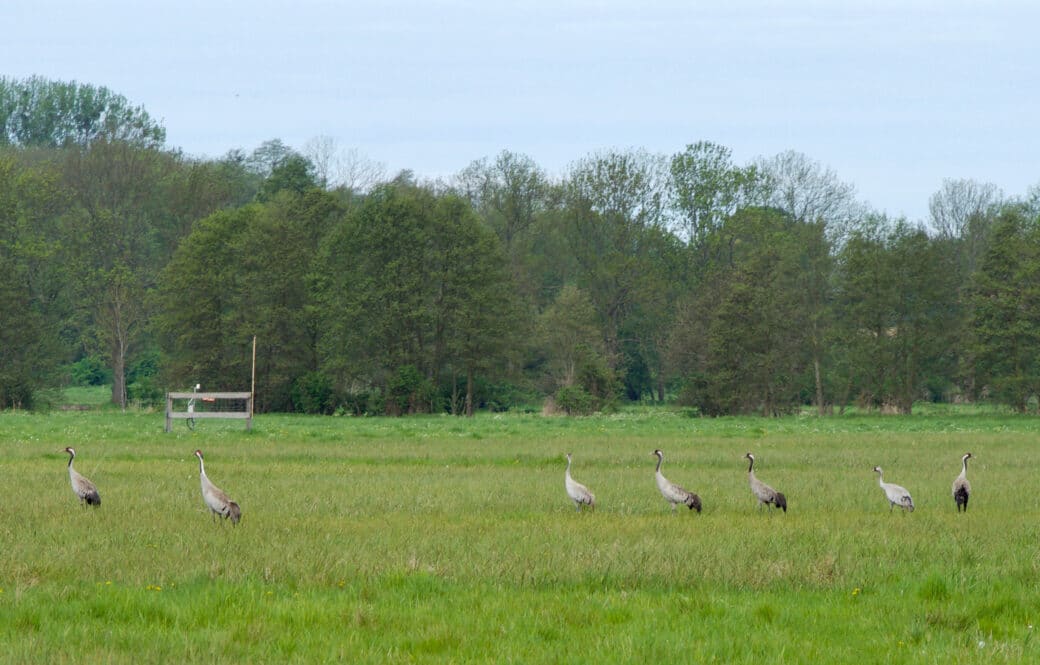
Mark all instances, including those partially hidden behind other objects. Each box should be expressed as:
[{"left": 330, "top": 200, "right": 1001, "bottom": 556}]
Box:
[{"left": 2, "top": 408, "right": 1039, "bottom": 663}]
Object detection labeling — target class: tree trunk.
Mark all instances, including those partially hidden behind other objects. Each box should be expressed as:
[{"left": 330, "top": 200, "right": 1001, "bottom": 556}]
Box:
[
  {"left": 111, "top": 343, "right": 127, "bottom": 409},
  {"left": 813, "top": 355, "right": 824, "bottom": 416},
  {"left": 465, "top": 366, "right": 475, "bottom": 417}
]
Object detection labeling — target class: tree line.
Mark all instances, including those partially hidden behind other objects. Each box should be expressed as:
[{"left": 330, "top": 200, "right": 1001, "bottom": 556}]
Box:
[{"left": 2, "top": 76, "right": 1039, "bottom": 415}]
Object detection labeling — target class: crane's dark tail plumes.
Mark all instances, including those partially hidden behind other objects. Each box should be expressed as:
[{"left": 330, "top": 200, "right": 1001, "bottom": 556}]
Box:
[
  {"left": 228, "top": 502, "right": 242, "bottom": 525},
  {"left": 774, "top": 492, "right": 787, "bottom": 513},
  {"left": 85, "top": 492, "right": 101, "bottom": 506},
  {"left": 954, "top": 486, "right": 969, "bottom": 512},
  {"left": 687, "top": 495, "right": 702, "bottom": 513}
]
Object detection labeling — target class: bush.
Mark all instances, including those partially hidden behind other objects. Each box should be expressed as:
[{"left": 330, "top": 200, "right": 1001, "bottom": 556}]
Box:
[
  {"left": 128, "top": 376, "right": 164, "bottom": 407},
  {"left": 291, "top": 372, "right": 334, "bottom": 414},
  {"left": 439, "top": 375, "right": 536, "bottom": 414},
  {"left": 338, "top": 389, "right": 376, "bottom": 416},
  {"left": 676, "top": 373, "right": 726, "bottom": 417},
  {"left": 554, "top": 385, "right": 597, "bottom": 415},
  {"left": 69, "top": 356, "right": 112, "bottom": 387},
  {"left": 386, "top": 365, "right": 439, "bottom": 415},
  {"left": 127, "top": 349, "right": 160, "bottom": 386}
]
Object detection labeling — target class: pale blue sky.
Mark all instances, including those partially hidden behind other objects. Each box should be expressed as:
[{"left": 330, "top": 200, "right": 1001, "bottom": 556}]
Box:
[{"left": 6, "top": 0, "right": 1038, "bottom": 221}]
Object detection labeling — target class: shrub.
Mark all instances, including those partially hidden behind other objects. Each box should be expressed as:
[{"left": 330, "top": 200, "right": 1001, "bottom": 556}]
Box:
[
  {"left": 128, "top": 377, "right": 164, "bottom": 407},
  {"left": 69, "top": 356, "right": 112, "bottom": 387},
  {"left": 386, "top": 365, "right": 439, "bottom": 415},
  {"left": 554, "top": 385, "right": 597, "bottom": 415},
  {"left": 338, "top": 389, "right": 376, "bottom": 416},
  {"left": 291, "top": 372, "right": 334, "bottom": 414}
]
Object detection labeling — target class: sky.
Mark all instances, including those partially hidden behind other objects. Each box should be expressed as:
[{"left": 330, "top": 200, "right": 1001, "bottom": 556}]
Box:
[{"left": 6, "top": 0, "right": 1039, "bottom": 222}]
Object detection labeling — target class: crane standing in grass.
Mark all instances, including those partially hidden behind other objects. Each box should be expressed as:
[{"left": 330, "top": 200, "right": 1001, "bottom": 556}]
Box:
[
  {"left": 952, "top": 452, "right": 973, "bottom": 512},
  {"left": 564, "top": 453, "right": 595, "bottom": 512},
  {"left": 652, "top": 449, "right": 702, "bottom": 513},
  {"left": 63, "top": 447, "right": 101, "bottom": 507},
  {"left": 873, "top": 466, "right": 914, "bottom": 513},
  {"left": 745, "top": 452, "right": 787, "bottom": 512},
  {"left": 194, "top": 449, "right": 241, "bottom": 525}
]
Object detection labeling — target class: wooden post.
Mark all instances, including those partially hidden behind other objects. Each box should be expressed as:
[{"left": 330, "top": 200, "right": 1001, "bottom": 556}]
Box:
[
  {"left": 251, "top": 335, "right": 257, "bottom": 419},
  {"left": 165, "top": 393, "right": 173, "bottom": 432}
]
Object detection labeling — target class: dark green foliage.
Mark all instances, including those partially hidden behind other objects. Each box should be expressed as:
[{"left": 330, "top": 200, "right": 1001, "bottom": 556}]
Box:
[
  {"left": 0, "top": 252, "right": 53, "bottom": 408},
  {"left": 69, "top": 355, "right": 112, "bottom": 386},
  {"left": 968, "top": 207, "right": 1040, "bottom": 411},
  {"left": 671, "top": 208, "right": 826, "bottom": 415},
  {"left": 831, "top": 219, "right": 959, "bottom": 413},
  {"left": 385, "top": 365, "right": 438, "bottom": 415},
  {"left": 553, "top": 385, "right": 596, "bottom": 415},
  {"left": 256, "top": 153, "right": 318, "bottom": 202},
  {"left": 154, "top": 206, "right": 256, "bottom": 394},
  {"left": 0, "top": 155, "right": 67, "bottom": 408},
  {"left": 126, "top": 348, "right": 163, "bottom": 406},
  {"left": 338, "top": 389, "right": 376, "bottom": 416},
  {"left": 316, "top": 182, "right": 522, "bottom": 415},
  {"left": 291, "top": 372, "right": 335, "bottom": 414},
  {"left": 574, "top": 343, "right": 620, "bottom": 409}
]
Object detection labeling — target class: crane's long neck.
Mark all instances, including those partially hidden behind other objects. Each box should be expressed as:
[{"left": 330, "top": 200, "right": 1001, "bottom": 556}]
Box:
[
  {"left": 565, "top": 456, "right": 573, "bottom": 479},
  {"left": 747, "top": 457, "right": 754, "bottom": 474},
  {"left": 960, "top": 457, "right": 969, "bottom": 477},
  {"left": 67, "top": 454, "right": 74, "bottom": 469},
  {"left": 655, "top": 454, "right": 663, "bottom": 473},
  {"left": 197, "top": 456, "right": 207, "bottom": 479}
]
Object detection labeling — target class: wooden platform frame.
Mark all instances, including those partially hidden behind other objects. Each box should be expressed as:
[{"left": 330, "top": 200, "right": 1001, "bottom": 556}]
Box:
[{"left": 165, "top": 391, "right": 253, "bottom": 432}]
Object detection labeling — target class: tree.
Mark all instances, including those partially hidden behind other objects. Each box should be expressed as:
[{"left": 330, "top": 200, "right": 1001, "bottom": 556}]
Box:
[
  {"left": 929, "top": 178, "right": 1003, "bottom": 239},
  {"left": 456, "top": 151, "right": 549, "bottom": 255},
  {"left": 245, "top": 139, "right": 294, "bottom": 178},
  {"left": 302, "top": 135, "right": 386, "bottom": 192},
  {"left": 885, "top": 224, "right": 959, "bottom": 411},
  {"left": 670, "top": 207, "right": 821, "bottom": 415},
  {"left": 317, "top": 183, "right": 522, "bottom": 414},
  {"left": 0, "top": 76, "right": 165, "bottom": 148},
  {"left": 968, "top": 208, "right": 1040, "bottom": 411},
  {"left": 669, "top": 141, "right": 767, "bottom": 245},
  {"left": 233, "top": 191, "right": 342, "bottom": 410},
  {"left": 562, "top": 149, "right": 670, "bottom": 358},
  {"left": 831, "top": 218, "right": 958, "bottom": 412},
  {"left": 0, "top": 155, "right": 68, "bottom": 407},
  {"left": 256, "top": 153, "right": 318, "bottom": 202},
  {"left": 429, "top": 194, "right": 523, "bottom": 415},
  {"left": 928, "top": 178, "right": 1004, "bottom": 280},
  {"left": 61, "top": 138, "right": 178, "bottom": 407},
  {"left": 155, "top": 207, "right": 256, "bottom": 393},
  {"left": 755, "top": 150, "right": 862, "bottom": 242},
  {"left": 538, "top": 285, "right": 606, "bottom": 390},
  {"left": 156, "top": 187, "right": 347, "bottom": 412}
]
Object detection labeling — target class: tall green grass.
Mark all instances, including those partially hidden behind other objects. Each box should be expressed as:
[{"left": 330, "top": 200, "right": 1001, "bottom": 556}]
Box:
[{"left": 1, "top": 409, "right": 1038, "bottom": 663}]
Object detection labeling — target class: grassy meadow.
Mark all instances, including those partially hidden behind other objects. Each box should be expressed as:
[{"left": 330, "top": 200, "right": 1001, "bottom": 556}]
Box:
[{"left": 2, "top": 405, "right": 1040, "bottom": 663}]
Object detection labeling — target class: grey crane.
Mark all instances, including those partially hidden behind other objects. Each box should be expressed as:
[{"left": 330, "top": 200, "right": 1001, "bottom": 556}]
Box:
[
  {"left": 194, "top": 449, "right": 241, "bottom": 525},
  {"left": 564, "top": 453, "right": 595, "bottom": 512},
  {"left": 745, "top": 452, "right": 786, "bottom": 512},
  {"left": 873, "top": 466, "right": 914, "bottom": 513},
  {"left": 652, "top": 449, "right": 702, "bottom": 513},
  {"left": 952, "top": 452, "right": 972, "bottom": 512},
  {"left": 63, "top": 447, "right": 100, "bottom": 507}
]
